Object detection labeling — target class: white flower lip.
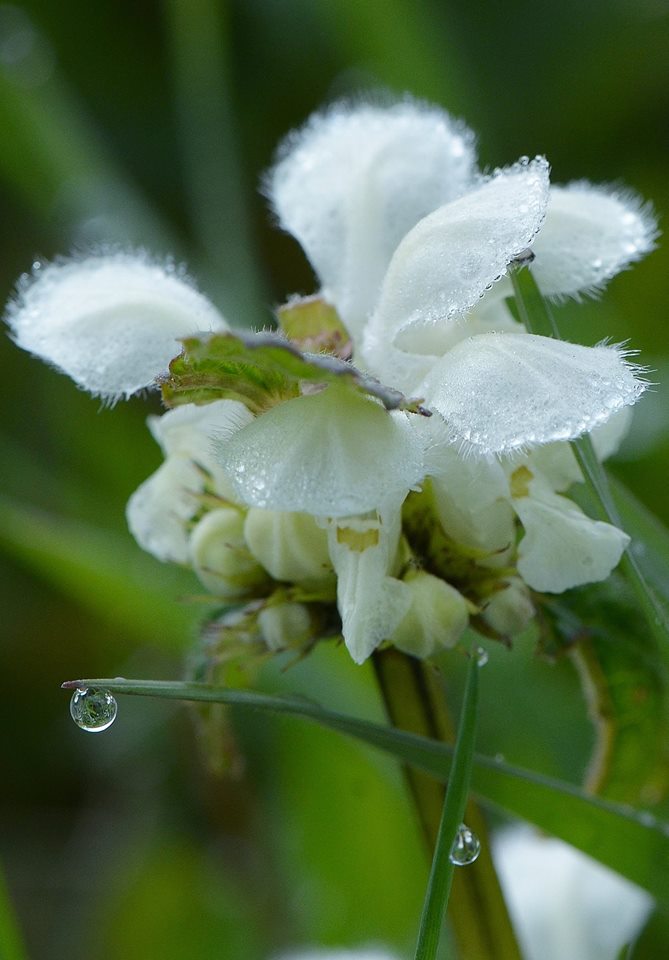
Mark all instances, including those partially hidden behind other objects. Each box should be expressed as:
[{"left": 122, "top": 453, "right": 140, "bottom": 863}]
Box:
[
  {"left": 5, "top": 252, "right": 229, "bottom": 400},
  {"left": 216, "top": 384, "right": 426, "bottom": 518},
  {"left": 419, "top": 333, "right": 648, "bottom": 457}
]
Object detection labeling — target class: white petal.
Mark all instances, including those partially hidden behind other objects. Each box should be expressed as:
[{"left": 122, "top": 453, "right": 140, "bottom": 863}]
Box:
[
  {"left": 514, "top": 480, "right": 629, "bottom": 592},
  {"left": 366, "top": 156, "right": 550, "bottom": 364},
  {"left": 217, "top": 385, "right": 425, "bottom": 517},
  {"left": 420, "top": 333, "right": 647, "bottom": 456},
  {"left": 429, "top": 446, "right": 515, "bottom": 556},
  {"left": 126, "top": 458, "right": 204, "bottom": 564},
  {"left": 493, "top": 826, "right": 653, "bottom": 960},
  {"left": 391, "top": 571, "right": 468, "bottom": 658},
  {"left": 527, "top": 407, "right": 634, "bottom": 492},
  {"left": 243, "top": 509, "right": 333, "bottom": 584},
  {"left": 126, "top": 400, "right": 252, "bottom": 563},
  {"left": 267, "top": 99, "right": 476, "bottom": 334},
  {"left": 6, "top": 253, "right": 228, "bottom": 399},
  {"left": 327, "top": 509, "right": 410, "bottom": 663},
  {"left": 149, "top": 399, "right": 253, "bottom": 462},
  {"left": 531, "top": 183, "right": 658, "bottom": 299}
]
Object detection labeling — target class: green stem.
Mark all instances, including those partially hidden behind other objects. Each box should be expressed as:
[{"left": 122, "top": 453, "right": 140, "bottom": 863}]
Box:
[
  {"left": 510, "top": 264, "right": 669, "bottom": 649},
  {"left": 372, "top": 651, "right": 522, "bottom": 960},
  {"left": 0, "top": 862, "right": 29, "bottom": 960},
  {"left": 164, "top": 0, "right": 267, "bottom": 327}
]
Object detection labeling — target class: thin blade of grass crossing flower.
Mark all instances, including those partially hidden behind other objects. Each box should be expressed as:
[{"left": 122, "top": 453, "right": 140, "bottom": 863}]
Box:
[
  {"left": 413, "top": 645, "right": 480, "bottom": 960},
  {"left": 60, "top": 677, "right": 669, "bottom": 903}
]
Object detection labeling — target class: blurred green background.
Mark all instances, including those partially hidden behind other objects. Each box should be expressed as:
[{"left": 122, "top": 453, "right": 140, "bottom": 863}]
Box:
[{"left": 0, "top": 1, "right": 667, "bottom": 958}]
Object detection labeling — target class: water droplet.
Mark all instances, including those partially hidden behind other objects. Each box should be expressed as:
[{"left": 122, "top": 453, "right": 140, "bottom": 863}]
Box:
[
  {"left": 475, "top": 646, "right": 488, "bottom": 667},
  {"left": 70, "top": 687, "right": 117, "bottom": 733},
  {"left": 449, "top": 824, "right": 481, "bottom": 866}
]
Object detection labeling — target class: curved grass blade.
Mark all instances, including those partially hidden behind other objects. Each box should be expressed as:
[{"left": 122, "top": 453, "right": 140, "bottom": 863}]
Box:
[{"left": 61, "top": 677, "right": 669, "bottom": 901}]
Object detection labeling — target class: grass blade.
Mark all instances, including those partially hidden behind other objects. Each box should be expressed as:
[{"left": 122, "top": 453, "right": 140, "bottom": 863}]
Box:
[
  {"left": 60, "top": 676, "right": 669, "bottom": 901},
  {"left": 413, "top": 646, "right": 480, "bottom": 960}
]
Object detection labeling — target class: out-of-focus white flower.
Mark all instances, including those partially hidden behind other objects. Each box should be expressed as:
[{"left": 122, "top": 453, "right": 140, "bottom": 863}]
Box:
[
  {"left": 272, "top": 949, "right": 401, "bottom": 960},
  {"left": 493, "top": 826, "right": 653, "bottom": 960}
]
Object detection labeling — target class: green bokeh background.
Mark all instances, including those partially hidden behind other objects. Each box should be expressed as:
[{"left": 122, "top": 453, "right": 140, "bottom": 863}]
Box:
[{"left": 0, "top": 1, "right": 667, "bottom": 957}]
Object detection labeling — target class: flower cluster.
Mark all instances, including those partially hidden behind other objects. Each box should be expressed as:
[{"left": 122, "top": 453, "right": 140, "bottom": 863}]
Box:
[{"left": 5, "top": 98, "right": 656, "bottom": 664}]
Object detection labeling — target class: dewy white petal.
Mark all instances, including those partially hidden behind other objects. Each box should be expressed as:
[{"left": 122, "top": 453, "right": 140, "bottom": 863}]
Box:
[
  {"left": 217, "top": 384, "right": 425, "bottom": 518},
  {"left": 493, "top": 826, "right": 653, "bottom": 960},
  {"left": 527, "top": 407, "right": 634, "bottom": 492},
  {"left": 514, "top": 478, "right": 629, "bottom": 592},
  {"left": 126, "top": 457, "right": 205, "bottom": 564},
  {"left": 5, "top": 253, "right": 229, "bottom": 399},
  {"left": 365, "top": 156, "right": 550, "bottom": 365},
  {"left": 420, "top": 333, "right": 647, "bottom": 456},
  {"left": 243, "top": 509, "right": 333, "bottom": 584},
  {"left": 327, "top": 509, "right": 410, "bottom": 664},
  {"left": 267, "top": 99, "right": 476, "bottom": 335},
  {"left": 126, "top": 400, "right": 252, "bottom": 563},
  {"left": 531, "top": 182, "right": 658, "bottom": 299},
  {"left": 429, "top": 446, "right": 515, "bottom": 556},
  {"left": 149, "top": 398, "right": 253, "bottom": 462}
]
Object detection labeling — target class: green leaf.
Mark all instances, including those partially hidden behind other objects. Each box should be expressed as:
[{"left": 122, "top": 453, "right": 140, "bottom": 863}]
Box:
[
  {"left": 414, "top": 646, "right": 480, "bottom": 960},
  {"left": 161, "top": 330, "right": 429, "bottom": 415},
  {"left": 542, "top": 575, "right": 669, "bottom": 805},
  {"left": 61, "top": 676, "right": 669, "bottom": 902}
]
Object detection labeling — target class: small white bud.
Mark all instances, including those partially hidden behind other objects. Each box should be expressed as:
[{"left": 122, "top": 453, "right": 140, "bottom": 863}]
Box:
[
  {"left": 244, "top": 509, "right": 333, "bottom": 584},
  {"left": 481, "top": 578, "right": 535, "bottom": 637},
  {"left": 391, "top": 570, "right": 469, "bottom": 658},
  {"left": 257, "top": 602, "right": 312, "bottom": 652},
  {"left": 189, "top": 507, "right": 267, "bottom": 597}
]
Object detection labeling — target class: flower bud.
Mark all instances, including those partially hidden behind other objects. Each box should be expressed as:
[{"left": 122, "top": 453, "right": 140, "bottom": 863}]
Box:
[
  {"left": 391, "top": 570, "right": 468, "bottom": 658},
  {"left": 258, "top": 602, "right": 313, "bottom": 652},
  {"left": 481, "top": 578, "right": 535, "bottom": 637},
  {"left": 189, "top": 508, "right": 267, "bottom": 597},
  {"left": 244, "top": 509, "right": 333, "bottom": 584}
]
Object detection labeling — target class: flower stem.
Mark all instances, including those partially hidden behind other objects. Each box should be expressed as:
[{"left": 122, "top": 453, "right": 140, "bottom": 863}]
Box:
[
  {"left": 510, "top": 263, "right": 669, "bottom": 650},
  {"left": 372, "top": 649, "right": 522, "bottom": 960}
]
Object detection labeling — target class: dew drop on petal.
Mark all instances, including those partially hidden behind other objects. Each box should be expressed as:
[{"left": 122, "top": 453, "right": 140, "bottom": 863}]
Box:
[
  {"left": 449, "top": 823, "right": 481, "bottom": 866},
  {"left": 70, "top": 687, "right": 117, "bottom": 733}
]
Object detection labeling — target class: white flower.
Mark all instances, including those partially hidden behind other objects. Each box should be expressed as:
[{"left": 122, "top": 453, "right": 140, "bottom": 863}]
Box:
[
  {"left": 493, "top": 826, "right": 653, "bottom": 960},
  {"left": 272, "top": 949, "right": 400, "bottom": 960},
  {"left": 4, "top": 97, "right": 656, "bottom": 663}
]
